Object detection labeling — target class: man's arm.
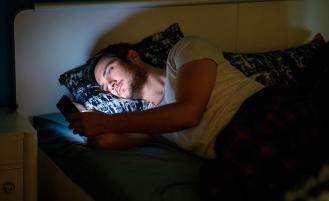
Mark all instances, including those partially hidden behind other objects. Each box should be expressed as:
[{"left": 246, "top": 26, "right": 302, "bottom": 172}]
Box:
[{"left": 68, "top": 58, "right": 217, "bottom": 136}]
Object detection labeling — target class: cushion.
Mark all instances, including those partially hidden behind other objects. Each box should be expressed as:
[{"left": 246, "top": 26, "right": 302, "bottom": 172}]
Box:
[
  {"left": 58, "top": 23, "right": 184, "bottom": 114},
  {"left": 137, "top": 23, "right": 184, "bottom": 69},
  {"left": 223, "top": 34, "right": 325, "bottom": 87},
  {"left": 296, "top": 41, "right": 329, "bottom": 93}
]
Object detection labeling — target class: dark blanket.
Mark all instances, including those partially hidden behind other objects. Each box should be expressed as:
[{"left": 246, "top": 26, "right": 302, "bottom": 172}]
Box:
[{"left": 200, "top": 42, "right": 329, "bottom": 201}]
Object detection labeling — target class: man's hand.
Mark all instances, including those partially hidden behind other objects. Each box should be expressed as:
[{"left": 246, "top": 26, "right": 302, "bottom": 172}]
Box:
[
  {"left": 67, "top": 111, "right": 111, "bottom": 136},
  {"left": 72, "top": 101, "right": 87, "bottom": 112},
  {"left": 71, "top": 99, "right": 93, "bottom": 112}
]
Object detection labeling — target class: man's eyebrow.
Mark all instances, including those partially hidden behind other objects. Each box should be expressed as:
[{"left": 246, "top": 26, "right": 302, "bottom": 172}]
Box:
[{"left": 102, "top": 59, "right": 115, "bottom": 78}]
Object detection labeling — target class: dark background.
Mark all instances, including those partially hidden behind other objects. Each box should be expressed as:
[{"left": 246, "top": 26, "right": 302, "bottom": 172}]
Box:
[{"left": 0, "top": 0, "right": 33, "bottom": 108}]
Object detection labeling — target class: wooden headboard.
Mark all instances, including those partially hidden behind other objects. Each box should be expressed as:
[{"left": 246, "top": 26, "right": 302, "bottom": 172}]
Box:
[{"left": 14, "top": 0, "right": 329, "bottom": 118}]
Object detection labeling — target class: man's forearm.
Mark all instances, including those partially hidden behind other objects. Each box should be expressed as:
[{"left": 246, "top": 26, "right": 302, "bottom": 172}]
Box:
[{"left": 105, "top": 102, "right": 201, "bottom": 135}]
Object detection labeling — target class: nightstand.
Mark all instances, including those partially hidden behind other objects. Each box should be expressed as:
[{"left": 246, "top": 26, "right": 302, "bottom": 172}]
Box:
[{"left": 0, "top": 108, "right": 37, "bottom": 201}]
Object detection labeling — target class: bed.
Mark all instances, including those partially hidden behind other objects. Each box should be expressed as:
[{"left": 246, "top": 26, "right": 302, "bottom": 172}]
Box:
[{"left": 13, "top": 0, "right": 329, "bottom": 201}]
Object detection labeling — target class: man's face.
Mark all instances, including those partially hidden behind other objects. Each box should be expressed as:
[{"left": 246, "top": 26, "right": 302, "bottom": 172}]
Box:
[{"left": 94, "top": 57, "right": 146, "bottom": 99}]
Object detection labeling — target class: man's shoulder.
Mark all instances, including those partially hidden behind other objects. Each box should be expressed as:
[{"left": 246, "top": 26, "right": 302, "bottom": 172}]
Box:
[
  {"left": 169, "top": 35, "right": 224, "bottom": 67},
  {"left": 175, "top": 36, "right": 210, "bottom": 48}
]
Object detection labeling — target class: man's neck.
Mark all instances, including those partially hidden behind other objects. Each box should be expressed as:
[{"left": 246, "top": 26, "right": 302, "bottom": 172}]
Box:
[{"left": 140, "top": 64, "right": 165, "bottom": 105}]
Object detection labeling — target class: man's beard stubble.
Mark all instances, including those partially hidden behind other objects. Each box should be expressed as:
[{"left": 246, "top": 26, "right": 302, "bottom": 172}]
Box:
[{"left": 126, "top": 64, "right": 147, "bottom": 100}]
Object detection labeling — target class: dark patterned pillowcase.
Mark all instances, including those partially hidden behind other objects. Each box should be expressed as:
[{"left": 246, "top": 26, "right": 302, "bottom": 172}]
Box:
[
  {"left": 223, "top": 42, "right": 324, "bottom": 87},
  {"left": 58, "top": 23, "right": 184, "bottom": 114},
  {"left": 137, "top": 23, "right": 184, "bottom": 68},
  {"left": 58, "top": 66, "right": 151, "bottom": 114}
]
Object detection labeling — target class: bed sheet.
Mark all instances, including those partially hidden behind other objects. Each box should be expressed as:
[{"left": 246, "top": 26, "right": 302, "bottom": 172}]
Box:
[{"left": 33, "top": 113, "right": 203, "bottom": 201}]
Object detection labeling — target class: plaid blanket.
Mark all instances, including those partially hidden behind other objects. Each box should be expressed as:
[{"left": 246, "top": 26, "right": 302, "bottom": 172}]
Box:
[{"left": 200, "top": 86, "right": 329, "bottom": 201}]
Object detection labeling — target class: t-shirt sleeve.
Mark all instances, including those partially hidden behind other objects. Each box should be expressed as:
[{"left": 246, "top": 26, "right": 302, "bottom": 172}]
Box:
[{"left": 169, "top": 36, "right": 225, "bottom": 71}]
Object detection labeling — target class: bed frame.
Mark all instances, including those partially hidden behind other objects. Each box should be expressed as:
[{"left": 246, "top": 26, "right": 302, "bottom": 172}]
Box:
[{"left": 14, "top": 0, "right": 329, "bottom": 200}]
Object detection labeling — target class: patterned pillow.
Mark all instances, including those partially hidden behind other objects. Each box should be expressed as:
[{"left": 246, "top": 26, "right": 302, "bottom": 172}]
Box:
[
  {"left": 223, "top": 41, "right": 324, "bottom": 87},
  {"left": 58, "top": 23, "right": 184, "bottom": 114},
  {"left": 137, "top": 23, "right": 184, "bottom": 68},
  {"left": 58, "top": 67, "right": 150, "bottom": 114}
]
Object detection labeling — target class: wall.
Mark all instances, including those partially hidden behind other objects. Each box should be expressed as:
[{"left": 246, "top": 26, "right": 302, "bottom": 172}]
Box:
[{"left": 235, "top": 0, "right": 329, "bottom": 52}]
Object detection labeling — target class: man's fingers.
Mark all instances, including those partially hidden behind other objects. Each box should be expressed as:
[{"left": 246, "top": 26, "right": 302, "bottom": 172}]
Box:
[
  {"left": 66, "top": 111, "right": 103, "bottom": 137},
  {"left": 66, "top": 112, "right": 82, "bottom": 121},
  {"left": 69, "top": 123, "right": 92, "bottom": 137}
]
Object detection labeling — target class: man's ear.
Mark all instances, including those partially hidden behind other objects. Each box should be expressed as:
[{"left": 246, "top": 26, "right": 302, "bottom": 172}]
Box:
[{"left": 127, "top": 49, "right": 142, "bottom": 64}]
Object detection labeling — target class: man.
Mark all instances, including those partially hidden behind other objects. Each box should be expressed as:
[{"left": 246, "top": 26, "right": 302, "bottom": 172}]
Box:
[
  {"left": 67, "top": 36, "right": 264, "bottom": 159},
  {"left": 68, "top": 36, "right": 327, "bottom": 201}
]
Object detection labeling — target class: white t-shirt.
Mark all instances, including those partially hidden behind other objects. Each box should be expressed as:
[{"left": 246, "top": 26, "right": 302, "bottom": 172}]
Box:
[{"left": 158, "top": 36, "right": 264, "bottom": 159}]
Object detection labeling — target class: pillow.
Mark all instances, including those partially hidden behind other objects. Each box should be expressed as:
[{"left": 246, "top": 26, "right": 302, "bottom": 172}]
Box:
[
  {"left": 297, "top": 41, "right": 329, "bottom": 132},
  {"left": 59, "top": 23, "right": 184, "bottom": 114},
  {"left": 137, "top": 23, "right": 184, "bottom": 69},
  {"left": 297, "top": 41, "right": 329, "bottom": 93},
  {"left": 223, "top": 34, "right": 325, "bottom": 87},
  {"left": 58, "top": 66, "right": 151, "bottom": 114}
]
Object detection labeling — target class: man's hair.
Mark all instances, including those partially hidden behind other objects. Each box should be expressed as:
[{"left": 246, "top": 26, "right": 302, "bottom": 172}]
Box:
[{"left": 83, "top": 43, "right": 141, "bottom": 84}]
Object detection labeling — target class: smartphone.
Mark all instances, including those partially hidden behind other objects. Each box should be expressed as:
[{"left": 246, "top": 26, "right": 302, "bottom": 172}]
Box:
[{"left": 56, "top": 95, "right": 80, "bottom": 117}]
